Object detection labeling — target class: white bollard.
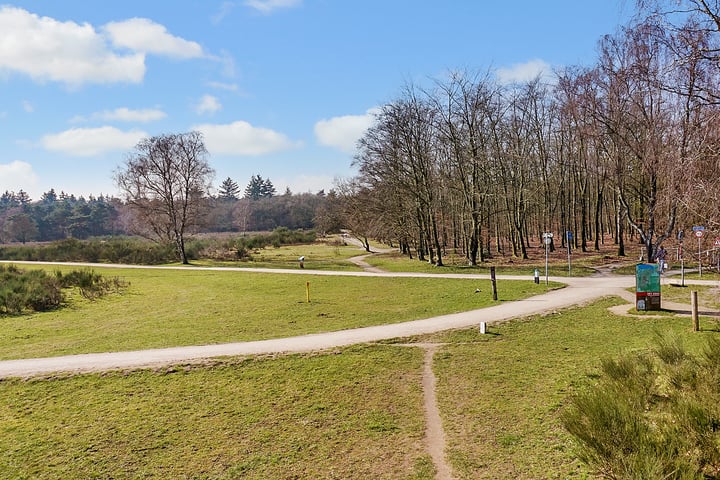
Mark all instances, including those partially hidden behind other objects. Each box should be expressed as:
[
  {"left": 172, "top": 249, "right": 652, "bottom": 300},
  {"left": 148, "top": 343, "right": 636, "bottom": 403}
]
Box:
[{"left": 479, "top": 322, "right": 487, "bottom": 334}]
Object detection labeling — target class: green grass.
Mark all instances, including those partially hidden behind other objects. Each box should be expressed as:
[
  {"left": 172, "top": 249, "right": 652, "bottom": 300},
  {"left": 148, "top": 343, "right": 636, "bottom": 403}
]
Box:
[
  {"left": 193, "top": 240, "right": 367, "bottom": 271},
  {"left": 365, "top": 252, "right": 597, "bottom": 277},
  {"left": 0, "top": 264, "right": 559, "bottom": 360},
  {"left": 0, "top": 345, "right": 432, "bottom": 479},
  {"left": 3, "top": 296, "right": 719, "bottom": 478},
  {"left": 427, "top": 298, "right": 720, "bottom": 479},
  {"left": 663, "top": 283, "right": 720, "bottom": 309}
]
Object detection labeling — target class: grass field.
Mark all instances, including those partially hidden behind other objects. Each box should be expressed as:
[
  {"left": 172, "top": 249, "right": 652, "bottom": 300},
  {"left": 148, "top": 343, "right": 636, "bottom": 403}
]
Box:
[
  {"left": 0, "top": 345, "right": 431, "bottom": 479},
  {"left": 193, "top": 239, "right": 367, "bottom": 271},
  {"left": 0, "top": 264, "right": 558, "bottom": 360},
  {"left": 2, "top": 296, "right": 719, "bottom": 478},
  {"left": 3, "top": 239, "right": 719, "bottom": 479},
  {"left": 364, "top": 251, "right": 598, "bottom": 277}
]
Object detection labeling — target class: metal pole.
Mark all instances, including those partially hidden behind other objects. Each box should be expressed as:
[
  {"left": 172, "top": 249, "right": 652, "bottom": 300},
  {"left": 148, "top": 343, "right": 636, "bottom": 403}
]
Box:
[
  {"left": 699, "top": 237, "right": 702, "bottom": 278},
  {"left": 545, "top": 239, "right": 549, "bottom": 285},
  {"left": 681, "top": 257, "right": 685, "bottom": 287}
]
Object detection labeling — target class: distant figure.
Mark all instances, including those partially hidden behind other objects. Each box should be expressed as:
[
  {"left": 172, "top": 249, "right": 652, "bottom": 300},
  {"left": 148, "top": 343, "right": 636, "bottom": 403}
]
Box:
[
  {"left": 299, "top": 256, "right": 305, "bottom": 269},
  {"left": 656, "top": 246, "right": 667, "bottom": 272}
]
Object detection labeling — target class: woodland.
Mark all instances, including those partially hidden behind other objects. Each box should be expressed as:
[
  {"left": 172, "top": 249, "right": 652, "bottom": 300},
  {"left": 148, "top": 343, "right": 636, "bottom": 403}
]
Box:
[{"left": 340, "top": 1, "right": 720, "bottom": 266}]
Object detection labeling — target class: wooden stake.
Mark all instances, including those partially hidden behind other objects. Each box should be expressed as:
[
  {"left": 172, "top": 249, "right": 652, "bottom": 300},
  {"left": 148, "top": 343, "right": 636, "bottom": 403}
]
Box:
[
  {"left": 691, "top": 290, "right": 699, "bottom": 332},
  {"left": 490, "top": 266, "right": 498, "bottom": 301}
]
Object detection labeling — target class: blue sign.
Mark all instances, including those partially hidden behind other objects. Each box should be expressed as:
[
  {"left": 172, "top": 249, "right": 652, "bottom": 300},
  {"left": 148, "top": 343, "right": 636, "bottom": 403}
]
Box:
[
  {"left": 566, "top": 231, "right": 573, "bottom": 240},
  {"left": 693, "top": 225, "right": 705, "bottom": 231}
]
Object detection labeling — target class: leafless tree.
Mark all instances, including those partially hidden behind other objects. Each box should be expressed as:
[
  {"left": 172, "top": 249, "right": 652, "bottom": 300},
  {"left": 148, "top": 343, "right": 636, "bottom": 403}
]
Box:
[{"left": 115, "top": 131, "right": 214, "bottom": 264}]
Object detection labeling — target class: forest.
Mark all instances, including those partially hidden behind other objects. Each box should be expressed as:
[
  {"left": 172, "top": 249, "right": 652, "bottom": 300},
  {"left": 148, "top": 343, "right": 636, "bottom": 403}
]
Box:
[
  {"left": 338, "top": 0, "right": 720, "bottom": 266},
  {"left": 0, "top": 185, "right": 333, "bottom": 245}
]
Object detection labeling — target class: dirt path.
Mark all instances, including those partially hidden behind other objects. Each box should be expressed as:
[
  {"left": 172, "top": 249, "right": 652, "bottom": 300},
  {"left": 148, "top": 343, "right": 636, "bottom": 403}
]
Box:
[{"left": 421, "top": 344, "right": 454, "bottom": 480}]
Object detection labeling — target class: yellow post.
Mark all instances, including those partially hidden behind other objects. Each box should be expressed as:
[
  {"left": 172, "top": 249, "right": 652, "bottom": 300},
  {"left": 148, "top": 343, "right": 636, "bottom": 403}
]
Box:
[{"left": 306, "top": 281, "right": 310, "bottom": 303}]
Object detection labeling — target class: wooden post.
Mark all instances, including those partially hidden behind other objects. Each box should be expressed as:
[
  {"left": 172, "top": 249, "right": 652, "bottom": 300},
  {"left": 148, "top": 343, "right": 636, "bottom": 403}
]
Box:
[
  {"left": 691, "top": 290, "right": 699, "bottom": 332},
  {"left": 306, "top": 281, "right": 310, "bottom": 303},
  {"left": 490, "top": 266, "right": 498, "bottom": 301}
]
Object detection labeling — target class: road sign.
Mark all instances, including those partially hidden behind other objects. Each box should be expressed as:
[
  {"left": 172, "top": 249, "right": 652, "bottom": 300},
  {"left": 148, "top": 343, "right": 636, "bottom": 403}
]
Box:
[
  {"left": 693, "top": 225, "right": 705, "bottom": 231},
  {"left": 715, "top": 238, "right": 720, "bottom": 247},
  {"left": 695, "top": 230, "right": 704, "bottom": 238}
]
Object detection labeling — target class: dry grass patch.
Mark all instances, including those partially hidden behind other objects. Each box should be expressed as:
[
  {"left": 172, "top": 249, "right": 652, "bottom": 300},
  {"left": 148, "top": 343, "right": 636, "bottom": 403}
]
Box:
[{"left": 0, "top": 345, "right": 433, "bottom": 479}]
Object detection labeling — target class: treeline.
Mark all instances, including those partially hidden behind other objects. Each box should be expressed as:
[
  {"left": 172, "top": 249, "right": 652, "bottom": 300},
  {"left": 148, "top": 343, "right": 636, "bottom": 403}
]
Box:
[
  {"left": 342, "top": 2, "right": 720, "bottom": 266},
  {"left": 0, "top": 187, "right": 336, "bottom": 244},
  {"left": 0, "top": 190, "right": 122, "bottom": 243}
]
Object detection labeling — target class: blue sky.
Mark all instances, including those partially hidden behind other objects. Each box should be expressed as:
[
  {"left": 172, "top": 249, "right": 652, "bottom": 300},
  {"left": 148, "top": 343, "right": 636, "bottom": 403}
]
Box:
[{"left": 0, "top": 1, "right": 632, "bottom": 200}]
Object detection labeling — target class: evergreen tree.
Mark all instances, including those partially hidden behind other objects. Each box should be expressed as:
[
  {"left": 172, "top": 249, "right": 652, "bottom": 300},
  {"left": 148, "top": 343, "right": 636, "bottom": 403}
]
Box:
[
  {"left": 262, "top": 178, "right": 276, "bottom": 198},
  {"left": 244, "top": 174, "right": 276, "bottom": 200},
  {"left": 218, "top": 177, "right": 241, "bottom": 200},
  {"left": 16, "top": 190, "right": 30, "bottom": 206},
  {"left": 41, "top": 189, "right": 58, "bottom": 204}
]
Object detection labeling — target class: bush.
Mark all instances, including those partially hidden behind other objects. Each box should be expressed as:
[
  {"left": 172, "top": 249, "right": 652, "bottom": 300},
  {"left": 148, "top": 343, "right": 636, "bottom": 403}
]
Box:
[
  {"left": 0, "top": 265, "right": 62, "bottom": 314},
  {"left": 55, "top": 269, "right": 128, "bottom": 300},
  {"left": 0, "top": 265, "right": 127, "bottom": 315},
  {"left": 562, "top": 335, "right": 720, "bottom": 479},
  {"left": 0, "top": 237, "right": 177, "bottom": 264},
  {"left": 233, "top": 228, "right": 316, "bottom": 255},
  {"left": 0, "top": 229, "right": 317, "bottom": 265}
]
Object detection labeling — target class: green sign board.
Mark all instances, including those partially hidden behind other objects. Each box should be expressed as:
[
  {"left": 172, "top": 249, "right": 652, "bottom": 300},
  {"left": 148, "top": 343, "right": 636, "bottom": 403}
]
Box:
[{"left": 636, "top": 263, "right": 661, "bottom": 310}]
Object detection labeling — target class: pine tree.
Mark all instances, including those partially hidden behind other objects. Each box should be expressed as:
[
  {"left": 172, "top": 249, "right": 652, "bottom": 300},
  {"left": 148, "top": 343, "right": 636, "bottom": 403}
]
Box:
[
  {"left": 244, "top": 175, "right": 276, "bottom": 200},
  {"left": 218, "top": 177, "right": 240, "bottom": 200}
]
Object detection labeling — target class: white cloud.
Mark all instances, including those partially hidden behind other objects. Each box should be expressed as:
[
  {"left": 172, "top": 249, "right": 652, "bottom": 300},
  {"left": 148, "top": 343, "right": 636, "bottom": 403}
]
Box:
[
  {"left": 314, "top": 108, "right": 379, "bottom": 153},
  {"left": 207, "top": 81, "right": 238, "bottom": 91},
  {"left": 275, "top": 174, "right": 334, "bottom": 194},
  {"left": 0, "top": 6, "right": 145, "bottom": 85},
  {"left": 196, "top": 95, "right": 222, "bottom": 115},
  {"left": 73, "top": 107, "right": 167, "bottom": 123},
  {"left": 103, "top": 18, "right": 204, "bottom": 59},
  {"left": 212, "top": 2, "right": 237, "bottom": 24},
  {"left": 495, "top": 59, "right": 553, "bottom": 85},
  {"left": 22, "top": 101, "right": 34, "bottom": 113},
  {"left": 244, "top": 0, "right": 302, "bottom": 14},
  {"left": 42, "top": 126, "right": 147, "bottom": 156},
  {"left": 193, "top": 121, "right": 300, "bottom": 156},
  {"left": 0, "top": 160, "right": 38, "bottom": 191}
]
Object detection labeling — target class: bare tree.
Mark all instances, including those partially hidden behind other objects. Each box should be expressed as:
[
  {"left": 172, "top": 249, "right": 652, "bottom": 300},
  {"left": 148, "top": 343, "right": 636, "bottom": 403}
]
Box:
[{"left": 115, "top": 131, "right": 214, "bottom": 264}]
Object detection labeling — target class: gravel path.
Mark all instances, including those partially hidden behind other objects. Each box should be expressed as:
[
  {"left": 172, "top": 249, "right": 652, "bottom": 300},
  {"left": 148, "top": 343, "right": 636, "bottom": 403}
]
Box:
[{"left": 0, "top": 271, "right": 637, "bottom": 379}]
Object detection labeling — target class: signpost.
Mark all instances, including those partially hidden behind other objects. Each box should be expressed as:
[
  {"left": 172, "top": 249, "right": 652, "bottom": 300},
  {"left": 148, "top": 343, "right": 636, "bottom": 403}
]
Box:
[
  {"left": 636, "top": 263, "right": 661, "bottom": 311},
  {"left": 543, "top": 232, "right": 553, "bottom": 285},
  {"left": 678, "top": 230, "right": 685, "bottom": 286},
  {"left": 693, "top": 226, "right": 705, "bottom": 277}
]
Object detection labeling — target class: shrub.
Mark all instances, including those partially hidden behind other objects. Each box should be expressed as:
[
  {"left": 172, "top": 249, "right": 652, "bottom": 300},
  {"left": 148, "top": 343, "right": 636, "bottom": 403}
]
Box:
[
  {"left": 55, "top": 269, "right": 128, "bottom": 300},
  {"left": 233, "top": 228, "right": 316, "bottom": 255},
  {"left": 0, "top": 238, "right": 177, "bottom": 264},
  {"left": 0, "top": 265, "right": 127, "bottom": 315},
  {"left": 562, "top": 335, "right": 720, "bottom": 479},
  {"left": 0, "top": 265, "right": 62, "bottom": 314}
]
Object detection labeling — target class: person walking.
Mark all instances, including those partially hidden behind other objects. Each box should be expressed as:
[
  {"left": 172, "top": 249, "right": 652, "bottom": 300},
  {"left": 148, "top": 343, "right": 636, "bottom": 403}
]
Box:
[{"left": 656, "top": 246, "right": 667, "bottom": 272}]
